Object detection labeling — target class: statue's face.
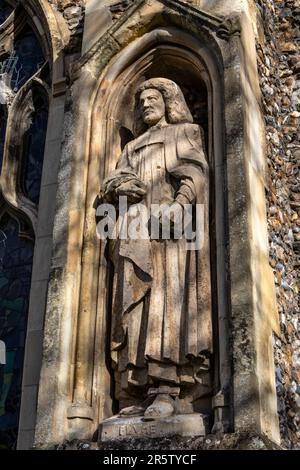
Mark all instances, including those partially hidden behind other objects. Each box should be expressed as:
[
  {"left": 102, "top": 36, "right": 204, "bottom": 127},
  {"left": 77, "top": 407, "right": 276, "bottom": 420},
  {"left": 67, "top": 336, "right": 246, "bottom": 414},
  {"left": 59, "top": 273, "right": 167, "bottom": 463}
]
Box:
[{"left": 139, "top": 88, "right": 166, "bottom": 126}]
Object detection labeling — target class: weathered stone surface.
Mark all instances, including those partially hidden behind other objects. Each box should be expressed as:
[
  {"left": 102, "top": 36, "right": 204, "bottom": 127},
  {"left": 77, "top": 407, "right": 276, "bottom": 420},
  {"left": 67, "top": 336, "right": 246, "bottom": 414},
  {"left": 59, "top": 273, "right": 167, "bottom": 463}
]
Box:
[
  {"left": 99, "top": 414, "right": 206, "bottom": 442},
  {"left": 81, "top": 0, "right": 112, "bottom": 54},
  {"left": 0, "top": 75, "right": 14, "bottom": 105},
  {"left": 49, "top": 0, "right": 84, "bottom": 51}
]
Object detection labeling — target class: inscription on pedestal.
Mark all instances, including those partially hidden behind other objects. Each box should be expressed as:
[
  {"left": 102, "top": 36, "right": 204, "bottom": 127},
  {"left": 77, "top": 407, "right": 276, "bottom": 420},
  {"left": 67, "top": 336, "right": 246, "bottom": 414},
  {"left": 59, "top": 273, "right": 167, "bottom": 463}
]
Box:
[
  {"left": 118, "top": 422, "right": 157, "bottom": 437},
  {"left": 99, "top": 414, "right": 206, "bottom": 442}
]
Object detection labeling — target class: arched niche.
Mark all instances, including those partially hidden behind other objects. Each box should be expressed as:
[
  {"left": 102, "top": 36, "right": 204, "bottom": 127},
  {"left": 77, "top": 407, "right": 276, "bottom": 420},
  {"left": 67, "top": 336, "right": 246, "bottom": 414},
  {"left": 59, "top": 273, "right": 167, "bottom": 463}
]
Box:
[{"left": 74, "top": 26, "right": 230, "bottom": 431}]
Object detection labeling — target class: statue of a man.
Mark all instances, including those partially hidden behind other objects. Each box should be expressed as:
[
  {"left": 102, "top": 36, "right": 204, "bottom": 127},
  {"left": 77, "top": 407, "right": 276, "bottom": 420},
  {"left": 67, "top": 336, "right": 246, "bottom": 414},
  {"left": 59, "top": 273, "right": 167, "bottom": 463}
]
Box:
[{"left": 101, "top": 78, "right": 212, "bottom": 420}]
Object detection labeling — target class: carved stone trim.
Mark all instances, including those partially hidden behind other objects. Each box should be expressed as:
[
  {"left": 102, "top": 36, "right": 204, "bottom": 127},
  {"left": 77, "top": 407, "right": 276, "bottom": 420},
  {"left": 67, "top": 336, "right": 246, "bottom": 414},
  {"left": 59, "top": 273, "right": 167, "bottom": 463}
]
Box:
[
  {"left": 162, "top": 0, "right": 224, "bottom": 28},
  {"left": 53, "top": 76, "right": 67, "bottom": 97},
  {"left": 75, "top": 0, "right": 226, "bottom": 74},
  {"left": 109, "top": 0, "right": 135, "bottom": 20},
  {"left": 217, "top": 16, "right": 242, "bottom": 41}
]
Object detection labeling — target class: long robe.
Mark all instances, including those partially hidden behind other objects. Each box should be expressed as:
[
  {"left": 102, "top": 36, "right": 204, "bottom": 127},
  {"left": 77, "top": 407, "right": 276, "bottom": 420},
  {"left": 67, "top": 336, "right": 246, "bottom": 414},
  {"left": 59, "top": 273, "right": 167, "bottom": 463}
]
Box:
[{"left": 104, "top": 123, "right": 212, "bottom": 398}]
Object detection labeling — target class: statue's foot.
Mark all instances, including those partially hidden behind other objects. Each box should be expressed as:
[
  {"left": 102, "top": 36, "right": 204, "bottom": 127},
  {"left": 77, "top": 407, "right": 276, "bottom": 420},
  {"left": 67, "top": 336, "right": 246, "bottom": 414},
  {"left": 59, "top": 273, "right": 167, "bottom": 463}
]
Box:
[
  {"left": 143, "top": 394, "right": 175, "bottom": 421},
  {"left": 119, "top": 405, "right": 145, "bottom": 417}
]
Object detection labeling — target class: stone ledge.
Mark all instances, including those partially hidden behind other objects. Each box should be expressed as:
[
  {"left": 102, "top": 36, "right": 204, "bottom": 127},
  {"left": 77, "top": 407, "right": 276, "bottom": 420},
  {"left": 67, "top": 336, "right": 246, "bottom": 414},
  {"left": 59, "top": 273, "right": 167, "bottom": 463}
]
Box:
[{"left": 50, "top": 432, "right": 284, "bottom": 450}]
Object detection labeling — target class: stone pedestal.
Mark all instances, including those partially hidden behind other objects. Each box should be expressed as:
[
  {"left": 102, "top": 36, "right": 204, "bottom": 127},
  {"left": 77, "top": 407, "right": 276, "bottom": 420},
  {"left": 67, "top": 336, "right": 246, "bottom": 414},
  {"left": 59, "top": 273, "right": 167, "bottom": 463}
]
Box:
[{"left": 99, "top": 414, "right": 206, "bottom": 442}]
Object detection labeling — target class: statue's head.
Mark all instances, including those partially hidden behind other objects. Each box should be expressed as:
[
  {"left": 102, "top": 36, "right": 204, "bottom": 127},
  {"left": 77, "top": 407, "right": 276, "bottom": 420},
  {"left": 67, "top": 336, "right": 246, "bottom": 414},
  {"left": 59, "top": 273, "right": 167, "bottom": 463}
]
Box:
[
  {"left": 134, "top": 78, "right": 193, "bottom": 135},
  {"left": 139, "top": 88, "right": 166, "bottom": 127}
]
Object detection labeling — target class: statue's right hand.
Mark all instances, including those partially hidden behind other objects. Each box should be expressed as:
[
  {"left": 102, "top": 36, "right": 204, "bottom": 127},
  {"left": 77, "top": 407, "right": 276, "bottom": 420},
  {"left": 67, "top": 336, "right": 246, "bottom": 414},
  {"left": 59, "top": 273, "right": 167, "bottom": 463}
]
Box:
[{"left": 116, "top": 180, "right": 146, "bottom": 203}]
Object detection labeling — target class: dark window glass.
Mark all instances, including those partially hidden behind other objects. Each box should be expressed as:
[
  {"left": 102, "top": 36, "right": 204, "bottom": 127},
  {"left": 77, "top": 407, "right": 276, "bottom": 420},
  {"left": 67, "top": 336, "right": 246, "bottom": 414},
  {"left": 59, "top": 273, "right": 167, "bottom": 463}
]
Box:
[
  {"left": 0, "top": 214, "right": 33, "bottom": 450},
  {"left": 0, "top": 27, "right": 45, "bottom": 92},
  {"left": 0, "top": 1, "right": 13, "bottom": 25},
  {"left": 0, "top": 110, "right": 7, "bottom": 172},
  {"left": 21, "top": 91, "right": 48, "bottom": 205}
]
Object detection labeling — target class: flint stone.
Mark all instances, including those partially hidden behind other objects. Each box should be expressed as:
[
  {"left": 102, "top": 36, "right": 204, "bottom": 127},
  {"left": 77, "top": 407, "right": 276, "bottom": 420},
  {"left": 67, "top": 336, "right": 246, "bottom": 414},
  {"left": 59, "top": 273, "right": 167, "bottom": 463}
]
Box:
[{"left": 99, "top": 414, "right": 206, "bottom": 442}]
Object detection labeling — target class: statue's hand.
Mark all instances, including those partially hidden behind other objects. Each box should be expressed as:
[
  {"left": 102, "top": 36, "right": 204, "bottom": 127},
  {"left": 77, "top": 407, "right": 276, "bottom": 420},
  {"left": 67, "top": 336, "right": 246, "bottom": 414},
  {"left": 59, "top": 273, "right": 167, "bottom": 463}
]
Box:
[{"left": 116, "top": 180, "right": 147, "bottom": 204}]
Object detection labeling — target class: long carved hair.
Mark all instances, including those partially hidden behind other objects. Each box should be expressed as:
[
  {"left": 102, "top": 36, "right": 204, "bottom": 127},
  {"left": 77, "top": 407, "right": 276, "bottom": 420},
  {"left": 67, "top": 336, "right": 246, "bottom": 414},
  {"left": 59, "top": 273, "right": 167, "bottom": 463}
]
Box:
[{"left": 133, "top": 78, "right": 193, "bottom": 136}]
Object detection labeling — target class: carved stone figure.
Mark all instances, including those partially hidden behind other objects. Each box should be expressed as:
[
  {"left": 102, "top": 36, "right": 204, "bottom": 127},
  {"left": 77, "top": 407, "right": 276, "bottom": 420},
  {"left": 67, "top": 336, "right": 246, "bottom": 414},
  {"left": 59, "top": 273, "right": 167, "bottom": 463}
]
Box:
[{"left": 100, "top": 78, "right": 212, "bottom": 423}]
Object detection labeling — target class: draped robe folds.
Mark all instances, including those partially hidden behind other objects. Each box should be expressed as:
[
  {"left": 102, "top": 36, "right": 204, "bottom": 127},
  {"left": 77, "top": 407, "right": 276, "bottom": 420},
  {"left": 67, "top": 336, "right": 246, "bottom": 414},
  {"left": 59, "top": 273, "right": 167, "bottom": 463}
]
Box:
[{"left": 103, "top": 123, "right": 212, "bottom": 400}]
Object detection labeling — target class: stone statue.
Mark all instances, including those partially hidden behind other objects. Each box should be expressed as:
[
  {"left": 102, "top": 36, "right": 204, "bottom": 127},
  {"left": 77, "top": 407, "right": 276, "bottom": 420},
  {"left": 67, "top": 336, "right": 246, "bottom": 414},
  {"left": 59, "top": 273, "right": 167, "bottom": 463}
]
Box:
[{"left": 100, "top": 78, "right": 212, "bottom": 423}]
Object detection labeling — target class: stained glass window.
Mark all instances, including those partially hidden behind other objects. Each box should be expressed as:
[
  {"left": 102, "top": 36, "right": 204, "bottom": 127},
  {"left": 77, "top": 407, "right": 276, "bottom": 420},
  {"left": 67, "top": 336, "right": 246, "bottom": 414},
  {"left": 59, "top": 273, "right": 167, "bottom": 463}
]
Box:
[
  {"left": 21, "top": 91, "right": 48, "bottom": 205},
  {"left": 0, "top": 214, "right": 34, "bottom": 450},
  {"left": 0, "top": 1, "right": 13, "bottom": 25}
]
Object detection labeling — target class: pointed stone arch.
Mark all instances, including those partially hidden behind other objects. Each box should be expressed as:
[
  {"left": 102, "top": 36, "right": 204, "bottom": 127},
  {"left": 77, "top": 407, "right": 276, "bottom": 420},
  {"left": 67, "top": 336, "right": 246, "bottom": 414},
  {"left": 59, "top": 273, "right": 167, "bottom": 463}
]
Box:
[
  {"left": 1, "top": 76, "right": 50, "bottom": 232},
  {"left": 18, "top": 0, "right": 70, "bottom": 84}
]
